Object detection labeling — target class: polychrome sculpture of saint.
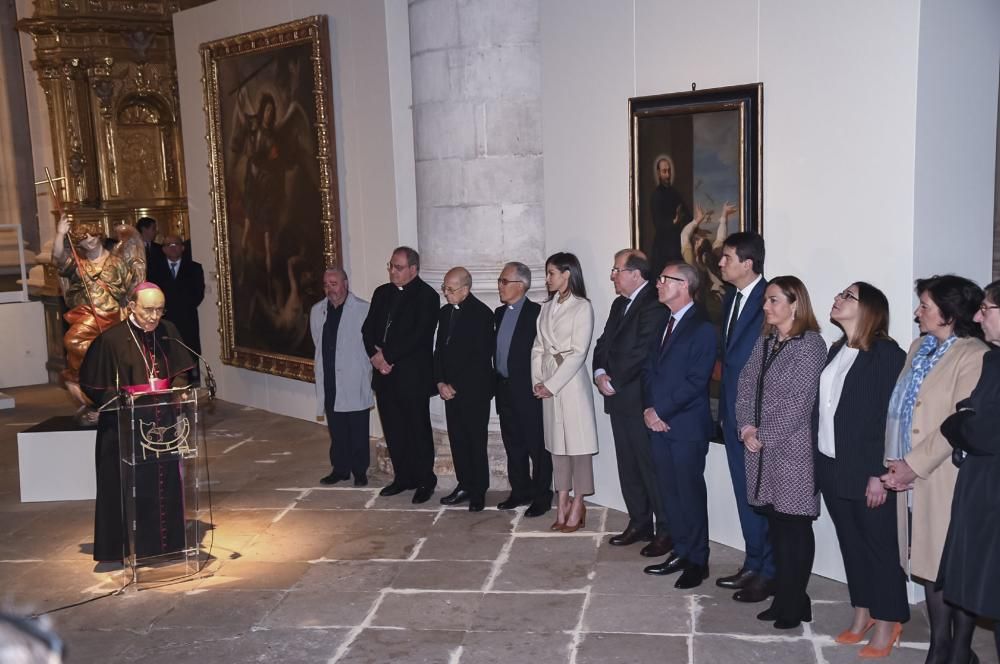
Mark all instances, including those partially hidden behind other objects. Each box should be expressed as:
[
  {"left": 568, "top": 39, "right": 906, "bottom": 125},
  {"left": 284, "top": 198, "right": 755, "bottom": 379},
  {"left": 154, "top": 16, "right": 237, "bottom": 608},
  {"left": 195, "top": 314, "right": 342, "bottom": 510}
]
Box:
[{"left": 52, "top": 214, "right": 146, "bottom": 418}]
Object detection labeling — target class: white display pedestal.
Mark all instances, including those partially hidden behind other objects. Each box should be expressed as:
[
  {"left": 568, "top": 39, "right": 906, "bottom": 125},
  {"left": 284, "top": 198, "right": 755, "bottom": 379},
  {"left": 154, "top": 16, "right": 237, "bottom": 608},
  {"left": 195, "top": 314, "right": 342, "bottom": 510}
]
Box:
[
  {"left": 0, "top": 391, "right": 13, "bottom": 409},
  {"left": 18, "top": 416, "right": 97, "bottom": 502}
]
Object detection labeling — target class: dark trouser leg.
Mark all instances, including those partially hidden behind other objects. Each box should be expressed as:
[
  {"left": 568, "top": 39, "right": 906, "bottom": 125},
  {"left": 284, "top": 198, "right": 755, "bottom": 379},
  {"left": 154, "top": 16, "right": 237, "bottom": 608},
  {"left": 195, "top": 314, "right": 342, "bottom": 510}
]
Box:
[
  {"left": 400, "top": 392, "right": 435, "bottom": 488},
  {"left": 673, "top": 439, "right": 709, "bottom": 566},
  {"left": 93, "top": 414, "right": 124, "bottom": 562},
  {"left": 445, "top": 399, "right": 469, "bottom": 490},
  {"left": 649, "top": 433, "right": 677, "bottom": 553},
  {"left": 723, "top": 425, "right": 774, "bottom": 577},
  {"left": 496, "top": 382, "right": 531, "bottom": 498},
  {"left": 817, "top": 455, "right": 865, "bottom": 608},
  {"left": 343, "top": 409, "right": 371, "bottom": 479},
  {"left": 768, "top": 515, "right": 812, "bottom": 621},
  {"left": 446, "top": 396, "right": 489, "bottom": 496},
  {"left": 326, "top": 407, "right": 351, "bottom": 474},
  {"left": 376, "top": 388, "right": 411, "bottom": 487},
  {"left": 609, "top": 410, "right": 662, "bottom": 533}
]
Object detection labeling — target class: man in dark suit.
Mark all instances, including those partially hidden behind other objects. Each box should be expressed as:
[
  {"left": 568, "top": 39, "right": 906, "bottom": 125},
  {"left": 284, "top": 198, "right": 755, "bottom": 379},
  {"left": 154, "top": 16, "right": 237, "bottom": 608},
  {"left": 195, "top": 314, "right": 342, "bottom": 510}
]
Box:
[
  {"left": 362, "top": 246, "right": 440, "bottom": 504},
  {"left": 136, "top": 216, "right": 163, "bottom": 266},
  {"left": 494, "top": 261, "right": 552, "bottom": 517},
  {"left": 716, "top": 232, "right": 774, "bottom": 602},
  {"left": 593, "top": 249, "right": 671, "bottom": 556},
  {"left": 149, "top": 234, "right": 205, "bottom": 381},
  {"left": 641, "top": 261, "right": 717, "bottom": 589},
  {"left": 434, "top": 267, "right": 495, "bottom": 512}
]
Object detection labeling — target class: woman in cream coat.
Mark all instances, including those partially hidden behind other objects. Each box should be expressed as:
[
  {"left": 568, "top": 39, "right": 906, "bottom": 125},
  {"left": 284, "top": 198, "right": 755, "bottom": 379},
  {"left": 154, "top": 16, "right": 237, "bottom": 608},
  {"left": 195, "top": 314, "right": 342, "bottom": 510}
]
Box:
[
  {"left": 883, "top": 275, "right": 986, "bottom": 663},
  {"left": 532, "top": 252, "right": 598, "bottom": 533}
]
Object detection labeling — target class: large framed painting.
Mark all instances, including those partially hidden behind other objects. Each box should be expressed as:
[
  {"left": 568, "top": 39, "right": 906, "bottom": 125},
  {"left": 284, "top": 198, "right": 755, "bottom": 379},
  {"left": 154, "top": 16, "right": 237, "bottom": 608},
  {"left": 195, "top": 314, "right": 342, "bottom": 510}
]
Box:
[
  {"left": 202, "top": 15, "right": 340, "bottom": 381},
  {"left": 630, "top": 83, "right": 762, "bottom": 327}
]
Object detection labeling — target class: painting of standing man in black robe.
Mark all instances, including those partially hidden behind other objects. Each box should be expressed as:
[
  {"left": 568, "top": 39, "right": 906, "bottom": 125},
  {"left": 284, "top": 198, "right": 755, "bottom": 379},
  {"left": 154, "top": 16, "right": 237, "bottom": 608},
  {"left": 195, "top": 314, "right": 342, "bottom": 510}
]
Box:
[
  {"left": 202, "top": 16, "right": 341, "bottom": 381},
  {"left": 630, "top": 84, "right": 762, "bottom": 328}
]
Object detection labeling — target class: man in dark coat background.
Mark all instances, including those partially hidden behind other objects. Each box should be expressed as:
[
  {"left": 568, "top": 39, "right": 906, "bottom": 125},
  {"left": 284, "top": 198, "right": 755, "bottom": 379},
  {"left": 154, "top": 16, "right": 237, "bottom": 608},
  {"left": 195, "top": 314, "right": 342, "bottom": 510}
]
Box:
[
  {"left": 494, "top": 262, "right": 552, "bottom": 517},
  {"left": 362, "top": 246, "right": 440, "bottom": 504},
  {"left": 434, "top": 267, "right": 495, "bottom": 512},
  {"left": 593, "top": 249, "right": 670, "bottom": 557},
  {"left": 149, "top": 234, "right": 205, "bottom": 366}
]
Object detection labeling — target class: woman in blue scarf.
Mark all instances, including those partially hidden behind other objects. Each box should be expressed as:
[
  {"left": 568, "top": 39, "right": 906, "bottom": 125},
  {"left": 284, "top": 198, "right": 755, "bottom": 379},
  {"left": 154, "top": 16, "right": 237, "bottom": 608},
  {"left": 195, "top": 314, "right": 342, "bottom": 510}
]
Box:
[{"left": 882, "top": 275, "right": 986, "bottom": 663}]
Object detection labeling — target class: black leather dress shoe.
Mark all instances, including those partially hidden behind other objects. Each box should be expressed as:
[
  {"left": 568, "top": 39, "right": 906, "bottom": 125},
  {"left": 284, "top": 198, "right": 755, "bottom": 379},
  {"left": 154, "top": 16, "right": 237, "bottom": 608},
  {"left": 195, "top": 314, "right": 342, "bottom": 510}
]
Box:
[
  {"left": 469, "top": 496, "right": 485, "bottom": 512},
  {"left": 354, "top": 476, "right": 368, "bottom": 487},
  {"left": 524, "top": 501, "right": 550, "bottom": 518},
  {"left": 412, "top": 485, "right": 435, "bottom": 504},
  {"left": 320, "top": 472, "right": 351, "bottom": 485},
  {"left": 440, "top": 488, "right": 470, "bottom": 505},
  {"left": 756, "top": 605, "right": 780, "bottom": 621},
  {"left": 609, "top": 525, "right": 654, "bottom": 547},
  {"left": 733, "top": 576, "right": 775, "bottom": 603},
  {"left": 643, "top": 554, "right": 687, "bottom": 576},
  {"left": 497, "top": 495, "right": 532, "bottom": 510},
  {"left": 640, "top": 533, "right": 673, "bottom": 558},
  {"left": 379, "top": 482, "right": 407, "bottom": 497},
  {"left": 674, "top": 563, "right": 709, "bottom": 589},
  {"left": 716, "top": 567, "right": 758, "bottom": 589}
]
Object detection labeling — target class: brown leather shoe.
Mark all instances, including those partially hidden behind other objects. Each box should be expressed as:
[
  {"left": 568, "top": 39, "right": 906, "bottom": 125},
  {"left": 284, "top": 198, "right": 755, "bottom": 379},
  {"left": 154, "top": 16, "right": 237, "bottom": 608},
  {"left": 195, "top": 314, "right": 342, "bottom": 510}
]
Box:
[
  {"left": 640, "top": 533, "right": 673, "bottom": 557},
  {"left": 733, "top": 576, "right": 775, "bottom": 603}
]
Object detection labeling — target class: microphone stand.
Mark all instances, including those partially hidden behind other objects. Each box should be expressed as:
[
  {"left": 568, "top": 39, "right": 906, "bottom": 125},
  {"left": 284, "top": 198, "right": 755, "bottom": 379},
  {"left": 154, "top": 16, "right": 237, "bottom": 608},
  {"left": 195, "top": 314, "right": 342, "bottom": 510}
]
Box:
[{"left": 164, "top": 336, "right": 217, "bottom": 402}]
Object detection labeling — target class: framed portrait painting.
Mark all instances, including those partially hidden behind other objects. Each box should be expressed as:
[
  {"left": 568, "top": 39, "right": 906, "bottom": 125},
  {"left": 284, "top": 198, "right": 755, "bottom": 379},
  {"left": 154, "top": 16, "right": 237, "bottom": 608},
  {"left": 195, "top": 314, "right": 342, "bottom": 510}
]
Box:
[
  {"left": 629, "top": 83, "right": 762, "bottom": 327},
  {"left": 202, "top": 15, "right": 340, "bottom": 381}
]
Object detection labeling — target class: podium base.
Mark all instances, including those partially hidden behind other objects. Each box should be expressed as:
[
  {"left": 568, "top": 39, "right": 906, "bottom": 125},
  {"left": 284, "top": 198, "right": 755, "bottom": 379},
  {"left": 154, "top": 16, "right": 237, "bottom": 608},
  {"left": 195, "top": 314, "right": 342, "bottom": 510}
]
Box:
[{"left": 18, "top": 415, "right": 97, "bottom": 502}]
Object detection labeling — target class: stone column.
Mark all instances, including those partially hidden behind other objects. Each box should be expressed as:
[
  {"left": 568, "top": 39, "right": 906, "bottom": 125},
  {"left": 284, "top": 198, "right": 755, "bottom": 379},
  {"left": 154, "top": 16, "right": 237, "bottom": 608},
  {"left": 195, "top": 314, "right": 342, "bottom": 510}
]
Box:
[{"left": 402, "top": 0, "right": 547, "bottom": 486}]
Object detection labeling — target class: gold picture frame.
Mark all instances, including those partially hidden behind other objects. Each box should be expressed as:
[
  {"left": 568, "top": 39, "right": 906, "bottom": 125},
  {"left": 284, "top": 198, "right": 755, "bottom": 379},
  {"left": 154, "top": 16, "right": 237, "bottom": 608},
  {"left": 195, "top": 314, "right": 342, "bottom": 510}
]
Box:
[{"left": 201, "top": 15, "right": 340, "bottom": 381}]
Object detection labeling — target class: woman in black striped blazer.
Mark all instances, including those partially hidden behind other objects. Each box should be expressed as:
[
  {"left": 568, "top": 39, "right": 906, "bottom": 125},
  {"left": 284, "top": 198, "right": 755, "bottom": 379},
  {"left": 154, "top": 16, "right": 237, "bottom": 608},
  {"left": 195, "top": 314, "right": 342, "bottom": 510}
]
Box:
[{"left": 812, "top": 282, "right": 908, "bottom": 657}]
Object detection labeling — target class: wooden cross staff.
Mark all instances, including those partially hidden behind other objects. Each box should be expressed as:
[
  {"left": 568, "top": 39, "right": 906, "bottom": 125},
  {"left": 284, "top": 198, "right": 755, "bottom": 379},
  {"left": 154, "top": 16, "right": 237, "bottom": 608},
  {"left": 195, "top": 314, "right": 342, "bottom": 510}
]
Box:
[{"left": 34, "top": 168, "right": 102, "bottom": 326}]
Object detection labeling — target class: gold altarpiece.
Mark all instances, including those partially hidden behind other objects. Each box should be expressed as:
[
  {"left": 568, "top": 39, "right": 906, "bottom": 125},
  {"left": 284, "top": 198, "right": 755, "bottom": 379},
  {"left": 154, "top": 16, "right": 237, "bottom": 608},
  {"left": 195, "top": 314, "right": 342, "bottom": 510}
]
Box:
[{"left": 17, "top": 0, "right": 209, "bottom": 240}]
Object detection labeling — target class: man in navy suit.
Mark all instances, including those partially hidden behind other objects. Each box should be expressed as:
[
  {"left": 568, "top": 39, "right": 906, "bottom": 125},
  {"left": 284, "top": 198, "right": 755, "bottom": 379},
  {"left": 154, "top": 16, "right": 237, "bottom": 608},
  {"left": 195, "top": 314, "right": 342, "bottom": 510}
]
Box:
[
  {"left": 640, "top": 261, "right": 717, "bottom": 589},
  {"left": 715, "top": 232, "right": 774, "bottom": 602},
  {"left": 493, "top": 262, "right": 552, "bottom": 516}
]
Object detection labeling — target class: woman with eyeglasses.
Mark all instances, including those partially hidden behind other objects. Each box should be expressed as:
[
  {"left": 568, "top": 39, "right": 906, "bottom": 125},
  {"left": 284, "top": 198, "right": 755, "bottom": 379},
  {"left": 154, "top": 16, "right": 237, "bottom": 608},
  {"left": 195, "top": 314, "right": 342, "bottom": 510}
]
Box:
[
  {"left": 938, "top": 279, "right": 1000, "bottom": 664},
  {"left": 736, "top": 275, "right": 827, "bottom": 630},
  {"left": 531, "top": 252, "right": 598, "bottom": 532},
  {"left": 812, "top": 283, "right": 909, "bottom": 657},
  {"left": 882, "top": 275, "right": 987, "bottom": 664}
]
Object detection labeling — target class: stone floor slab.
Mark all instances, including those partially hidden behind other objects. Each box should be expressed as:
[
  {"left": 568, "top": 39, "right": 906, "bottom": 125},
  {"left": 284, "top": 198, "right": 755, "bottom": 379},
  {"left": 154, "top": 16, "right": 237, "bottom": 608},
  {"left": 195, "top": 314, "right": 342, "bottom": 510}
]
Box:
[
  {"left": 583, "top": 592, "right": 691, "bottom": 634},
  {"left": 469, "top": 591, "right": 585, "bottom": 632},
  {"left": 152, "top": 589, "right": 285, "bottom": 629},
  {"left": 339, "top": 627, "right": 464, "bottom": 664},
  {"left": 416, "top": 532, "right": 509, "bottom": 561},
  {"left": 262, "top": 589, "right": 381, "bottom": 628},
  {"left": 324, "top": 532, "right": 419, "bottom": 561},
  {"left": 696, "top": 594, "right": 805, "bottom": 636},
  {"left": 391, "top": 560, "right": 493, "bottom": 590},
  {"left": 459, "top": 630, "right": 574, "bottom": 663},
  {"left": 371, "top": 591, "right": 481, "bottom": 630},
  {"left": 576, "top": 632, "right": 689, "bottom": 664},
  {"left": 694, "top": 634, "right": 817, "bottom": 664},
  {"left": 292, "top": 561, "right": 400, "bottom": 592}
]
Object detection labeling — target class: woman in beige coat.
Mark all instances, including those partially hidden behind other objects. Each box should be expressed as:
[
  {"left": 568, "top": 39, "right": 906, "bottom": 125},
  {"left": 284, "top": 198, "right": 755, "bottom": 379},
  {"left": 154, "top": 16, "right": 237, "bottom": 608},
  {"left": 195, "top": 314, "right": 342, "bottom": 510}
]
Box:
[
  {"left": 883, "top": 275, "right": 986, "bottom": 663},
  {"left": 532, "top": 252, "right": 598, "bottom": 533}
]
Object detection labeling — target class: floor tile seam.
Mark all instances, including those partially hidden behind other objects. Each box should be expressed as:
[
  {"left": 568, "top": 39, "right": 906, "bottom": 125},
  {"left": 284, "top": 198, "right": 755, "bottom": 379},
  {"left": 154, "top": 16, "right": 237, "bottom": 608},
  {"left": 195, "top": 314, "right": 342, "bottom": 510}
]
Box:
[
  {"left": 447, "top": 644, "right": 464, "bottom": 664},
  {"left": 480, "top": 509, "right": 522, "bottom": 592},
  {"left": 686, "top": 594, "right": 700, "bottom": 664},
  {"left": 271, "top": 489, "right": 312, "bottom": 523},
  {"left": 567, "top": 583, "right": 595, "bottom": 664},
  {"left": 802, "top": 622, "right": 828, "bottom": 664},
  {"left": 327, "top": 587, "right": 390, "bottom": 664},
  {"left": 378, "top": 587, "right": 588, "bottom": 595}
]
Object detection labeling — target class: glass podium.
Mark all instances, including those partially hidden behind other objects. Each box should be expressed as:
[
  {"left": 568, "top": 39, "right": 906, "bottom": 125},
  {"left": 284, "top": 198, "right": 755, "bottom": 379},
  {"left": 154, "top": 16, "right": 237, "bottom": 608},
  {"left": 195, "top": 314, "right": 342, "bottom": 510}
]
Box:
[{"left": 117, "top": 386, "right": 202, "bottom": 588}]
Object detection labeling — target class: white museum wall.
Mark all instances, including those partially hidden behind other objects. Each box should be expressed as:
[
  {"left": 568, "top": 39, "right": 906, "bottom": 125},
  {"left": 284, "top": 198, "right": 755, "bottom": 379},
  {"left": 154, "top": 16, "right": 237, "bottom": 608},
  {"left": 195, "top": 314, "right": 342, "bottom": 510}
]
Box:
[
  {"left": 0, "top": 301, "right": 48, "bottom": 389},
  {"left": 174, "top": 0, "right": 417, "bottom": 421},
  {"left": 540, "top": 0, "right": 998, "bottom": 582}
]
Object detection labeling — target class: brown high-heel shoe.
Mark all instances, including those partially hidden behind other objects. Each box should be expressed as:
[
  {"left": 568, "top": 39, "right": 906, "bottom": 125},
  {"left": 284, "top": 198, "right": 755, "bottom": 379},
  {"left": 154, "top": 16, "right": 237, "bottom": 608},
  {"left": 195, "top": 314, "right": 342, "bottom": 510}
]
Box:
[
  {"left": 834, "top": 618, "right": 875, "bottom": 645},
  {"left": 560, "top": 504, "right": 587, "bottom": 533},
  {"left": 858, "top": 622, "right": 902, "bottom": 659}
]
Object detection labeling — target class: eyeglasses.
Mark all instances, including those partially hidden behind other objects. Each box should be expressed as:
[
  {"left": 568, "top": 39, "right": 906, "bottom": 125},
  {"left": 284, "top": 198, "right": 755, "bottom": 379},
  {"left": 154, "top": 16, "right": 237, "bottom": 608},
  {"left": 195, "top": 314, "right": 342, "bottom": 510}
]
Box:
[
  {"left": 657, "top": 274, "right": 686, "bottom": 284},
  {"left": 441, "top": 285, "right": 467, "bottom": 295},
  {"left": 610, "top": 267, "right": 636, "bottom": 275},
  {"left": 135, "top": 305, "right": 165, "bottom": 315},
  {"left": 386, "top": 262, "right": 410, "bottom": 272},
  {"left": 164, "top": 242, "right": 183, "bottom": 247},
  {"left": 497, "top": 278, "right": 524, "bottom": 286},
  {"left": 979, "top": 303, "right": 1000, "bottom": 314},
  {"left": 835, "top": 290, "right": 859, "bottom": 302}
]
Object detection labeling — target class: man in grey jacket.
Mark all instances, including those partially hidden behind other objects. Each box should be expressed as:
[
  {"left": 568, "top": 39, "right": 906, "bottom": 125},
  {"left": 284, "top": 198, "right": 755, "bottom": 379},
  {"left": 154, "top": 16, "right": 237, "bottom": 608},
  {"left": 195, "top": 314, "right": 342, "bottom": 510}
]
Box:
[{"left": 310, "top": 267, "right": 374, "bottom": 486}]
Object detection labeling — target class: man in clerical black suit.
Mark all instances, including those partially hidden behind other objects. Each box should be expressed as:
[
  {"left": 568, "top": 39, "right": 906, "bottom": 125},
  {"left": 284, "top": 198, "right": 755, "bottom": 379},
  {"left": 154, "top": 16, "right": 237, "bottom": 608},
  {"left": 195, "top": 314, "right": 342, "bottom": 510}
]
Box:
[
  {"left": 149, "top": 234, "right": 205, "bottom": 362},
  {"left": 136, "top": 216, "right": 163, "bottom": 266},
  {"left": 641, "top": 262, "right": 717, "bottom": 589},
  {"left": 494, "top": 262, "right": 552, "bottom": 517},
  {"left": 362, "top": 246, "right": 440, "bottom": 504},
  {"left": 593, "top": 249, "right": 671, "bottom": 557},
  {"left": 434, "top": 267, "right": 495, "bottom": 512},
  {"left": 79, "top": 283, "right": 195, "bottom": 565}
]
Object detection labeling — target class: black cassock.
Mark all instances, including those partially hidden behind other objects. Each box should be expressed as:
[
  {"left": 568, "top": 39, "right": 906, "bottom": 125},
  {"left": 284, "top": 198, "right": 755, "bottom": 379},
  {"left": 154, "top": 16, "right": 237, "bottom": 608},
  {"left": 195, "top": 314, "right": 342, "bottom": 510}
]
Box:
[{"left": 79, "top": 318, "right": 195, "bottom": 562}]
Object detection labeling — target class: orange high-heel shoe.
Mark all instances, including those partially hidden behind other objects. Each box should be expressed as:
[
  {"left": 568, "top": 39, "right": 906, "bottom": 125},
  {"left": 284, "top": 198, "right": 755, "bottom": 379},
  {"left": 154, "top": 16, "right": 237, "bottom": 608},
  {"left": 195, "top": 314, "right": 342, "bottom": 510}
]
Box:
[
  {"left": 858, "top": 622, "right": 902, "bottom": 659},
  {"left": 834, "top": 618, "right": 875, "bottom": 645},
  {"left": 560, "top": 504, "right": 587, "bottom": 533}
]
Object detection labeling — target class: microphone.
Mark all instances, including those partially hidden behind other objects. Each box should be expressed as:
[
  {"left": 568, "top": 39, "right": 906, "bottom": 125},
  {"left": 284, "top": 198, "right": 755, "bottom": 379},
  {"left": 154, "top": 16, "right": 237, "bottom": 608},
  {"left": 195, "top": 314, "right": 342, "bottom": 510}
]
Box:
[{"left": 164, "top": 336, "right": 217, "bottom": 401}]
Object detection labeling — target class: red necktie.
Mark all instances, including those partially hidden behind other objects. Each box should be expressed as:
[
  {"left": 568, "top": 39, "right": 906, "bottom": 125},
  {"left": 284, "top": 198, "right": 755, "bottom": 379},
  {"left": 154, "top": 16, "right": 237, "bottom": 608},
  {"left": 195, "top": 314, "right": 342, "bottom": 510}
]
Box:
[{"left": 660, "top": 316, "right": 675, "bottom": 349}]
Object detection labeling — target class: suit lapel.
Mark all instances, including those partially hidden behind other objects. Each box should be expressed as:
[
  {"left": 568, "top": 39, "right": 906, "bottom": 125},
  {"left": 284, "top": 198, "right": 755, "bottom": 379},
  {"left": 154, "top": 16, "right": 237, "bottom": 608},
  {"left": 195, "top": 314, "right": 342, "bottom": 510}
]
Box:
[{"left": 727, "top": 279, "right": 766, "bottom": 348}]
